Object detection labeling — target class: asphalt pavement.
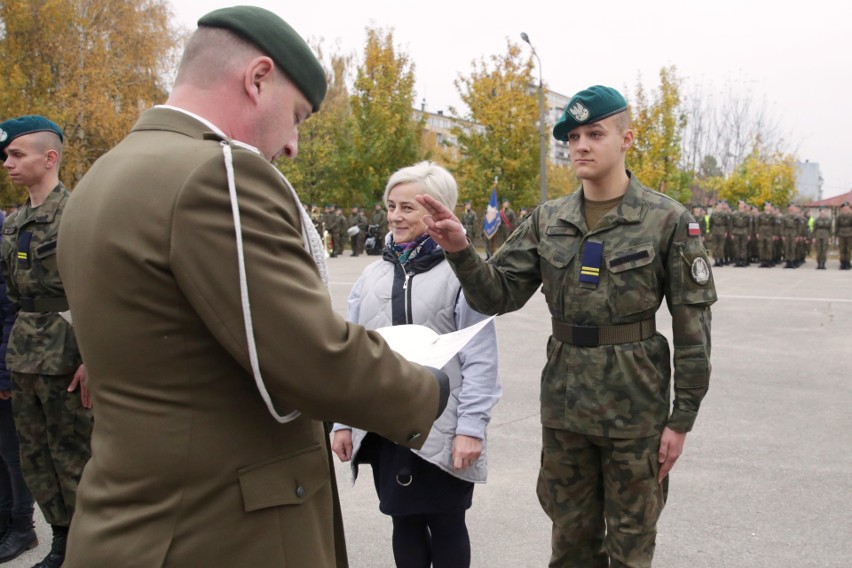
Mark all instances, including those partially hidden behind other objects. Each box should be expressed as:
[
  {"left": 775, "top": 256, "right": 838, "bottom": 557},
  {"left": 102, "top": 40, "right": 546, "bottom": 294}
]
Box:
[{"left": 11, "top": 251, "right": 852, "bottom": 567}]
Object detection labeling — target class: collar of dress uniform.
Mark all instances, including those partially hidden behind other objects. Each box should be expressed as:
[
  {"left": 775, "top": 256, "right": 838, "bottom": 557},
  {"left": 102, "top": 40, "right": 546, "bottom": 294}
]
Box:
[{"left": 155, "top": 105, "right": 262, "bottom": 155}]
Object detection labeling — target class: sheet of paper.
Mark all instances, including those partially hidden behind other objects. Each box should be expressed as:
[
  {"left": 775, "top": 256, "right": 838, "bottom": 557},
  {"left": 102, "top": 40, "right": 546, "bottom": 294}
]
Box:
[{"left": 375, "top": 316, "right": 495, "bottom": 369}]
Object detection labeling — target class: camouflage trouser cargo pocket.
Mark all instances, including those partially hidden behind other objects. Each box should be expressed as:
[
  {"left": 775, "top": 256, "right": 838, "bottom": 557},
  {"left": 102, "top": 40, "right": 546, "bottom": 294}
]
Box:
[{"left": 536, "top": 427, "right": 667, "bottom": 568}]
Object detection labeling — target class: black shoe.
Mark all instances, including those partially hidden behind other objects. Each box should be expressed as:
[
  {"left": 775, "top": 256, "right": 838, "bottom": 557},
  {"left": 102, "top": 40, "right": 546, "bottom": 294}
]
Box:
[
  {"left": 32, "top": 528, "right": 66, "bottom": 568},
  {"left": 0, "top": 517, "right": 37, "bottom": 562}
]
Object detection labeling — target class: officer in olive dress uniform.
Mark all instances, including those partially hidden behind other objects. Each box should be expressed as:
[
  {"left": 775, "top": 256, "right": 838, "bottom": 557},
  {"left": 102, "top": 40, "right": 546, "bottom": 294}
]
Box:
[
  {"left": 0, "top": 115, "right": 92, "bottom": 568},
  {"left": 836, "top": 202, "right": 852, "bottom": 269},
  {"left": 418, "top": 85, "right": 715, "bottom": 568},
  {"left": 55, "top": 8, "right": 450, "bottom": 567}
]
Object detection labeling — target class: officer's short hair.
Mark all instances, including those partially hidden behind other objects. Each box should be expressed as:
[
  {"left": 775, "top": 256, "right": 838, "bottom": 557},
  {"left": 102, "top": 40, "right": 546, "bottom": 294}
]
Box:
[{"left": 384, "top": 161, "right": 458, "bottom": 212}]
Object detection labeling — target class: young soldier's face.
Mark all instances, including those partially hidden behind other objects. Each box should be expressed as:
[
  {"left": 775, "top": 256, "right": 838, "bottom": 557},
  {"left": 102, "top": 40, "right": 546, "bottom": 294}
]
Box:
[
  {"left": 2, "top": 134, "right": 52, "bottom": 188},
  {"left": 566, "top": 114, "right": 632, "bottom": 182}
]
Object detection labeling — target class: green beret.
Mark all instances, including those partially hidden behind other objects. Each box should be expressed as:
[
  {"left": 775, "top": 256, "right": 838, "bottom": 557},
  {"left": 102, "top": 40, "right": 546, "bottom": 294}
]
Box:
[
  {"left": 553, "top": 85, "right": 627, "bottom": 141},
  {"left": 0, "top": 115, "right": 64, "bottom": 159},
  {"left": 198, "top": 6, "right": 327, "bottom": 112}
]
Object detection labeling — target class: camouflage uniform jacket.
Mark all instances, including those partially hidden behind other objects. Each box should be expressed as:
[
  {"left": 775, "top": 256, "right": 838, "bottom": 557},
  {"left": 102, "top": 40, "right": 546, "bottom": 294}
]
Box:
[
  {"left": 836, "top": 211, "right": 852, "bottom": 237},
  {"left": 446, "top": 174, "right": 716, "bottom": 438},
  {"left": 812, "top": 216, "right": 832, "bottom": 239},
  {"left": 730, "top": 210, "right": 751, "bottom": 234},
  {"left": 709, "top": 210, "right": 730, "bottom": 235},
  {"left": 0, "top": 184, "right": 81, "bottom": 375}
]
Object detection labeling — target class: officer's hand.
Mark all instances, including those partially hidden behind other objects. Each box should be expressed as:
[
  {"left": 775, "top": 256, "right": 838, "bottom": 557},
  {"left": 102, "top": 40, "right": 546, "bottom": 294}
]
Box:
[
  {"left": 0, "top": 390, "right": 11, "bottom": 400},
  {"left": 658, "top": 427, "right": 686, "bottom": 481},
  {"left": 331, "top": 429, "right": 353, "bottom": 462},
  {"left": 452, "top": 434, "right": 481, "bottom": 470},
  {"left": 416, "top": 195, "right": 469, "bottom": 253},
  {"left": 68, "top": 363, "right": 93, "bottom": 409}
]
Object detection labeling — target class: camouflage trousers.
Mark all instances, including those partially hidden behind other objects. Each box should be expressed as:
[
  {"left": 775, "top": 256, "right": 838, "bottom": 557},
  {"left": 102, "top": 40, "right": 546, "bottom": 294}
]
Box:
[
  {"left": 536, "top": 427, "right": 668, "bottom": 568},
  {"left": 11, "top": 371, "right": 92, "bottom": 526}
]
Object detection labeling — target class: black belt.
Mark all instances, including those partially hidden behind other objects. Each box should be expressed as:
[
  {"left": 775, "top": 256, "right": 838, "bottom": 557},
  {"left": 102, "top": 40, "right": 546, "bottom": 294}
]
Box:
[
  {"left": 18, "top": 296, "right": 69, "bottom": 313},
  {"left": 551, "top": 318, "right": 656, "bottom": 347}
]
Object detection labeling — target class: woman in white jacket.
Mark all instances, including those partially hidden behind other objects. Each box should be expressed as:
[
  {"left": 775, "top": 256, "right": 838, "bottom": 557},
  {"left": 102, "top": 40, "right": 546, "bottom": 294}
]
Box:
[{"left": 332, "top": 162, "right": 501, "bottom": 568}]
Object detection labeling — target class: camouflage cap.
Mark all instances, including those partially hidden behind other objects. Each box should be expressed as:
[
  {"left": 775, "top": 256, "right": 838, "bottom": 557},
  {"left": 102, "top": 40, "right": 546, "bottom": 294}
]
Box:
[
  {"left": 0, "top": 115, "right": 64, "bottom": 159},
  {"left": 553, "top": 85, "right": 627, "bottom": 141},
  {"left": 198, "top": 6, "right": 327, "bottom": 112}
]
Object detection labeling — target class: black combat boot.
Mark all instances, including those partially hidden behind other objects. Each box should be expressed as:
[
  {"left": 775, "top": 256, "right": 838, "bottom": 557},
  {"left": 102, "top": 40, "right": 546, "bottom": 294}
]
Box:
[
  {"left": 0, "top": 516, "right": 37, "bottom": 562},
  {"left": 32, "top": 525, "right": 67, "bottom": 568}
]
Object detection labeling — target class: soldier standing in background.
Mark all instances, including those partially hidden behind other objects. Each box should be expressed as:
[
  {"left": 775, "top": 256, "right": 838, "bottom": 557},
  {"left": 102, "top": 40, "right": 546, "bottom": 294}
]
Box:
[
  {"left": 772, "top": 204, "right": 784, "bottom": 265},
  {"left": 494, "top": 198, "right": 517, "bottom": 249},
  {"left": 812, "top": 207, "right": 832, "bottom": 270},
  {"left": 332, "top": 206, "right": 348, "bottom": 257},
  {"left": 748, "top": 205, "right": 760, "bottom": 263},
  {"left": 0, "top": 115, "right": 92, "bottom": 568},
  {"left": 321, "top": 204, "right": 336, "bottom": 256},
  {"left": 418, "top": 85, "right": 715, "bottom": 567},
  {"left": 730, "top": 200, "right": 751, "bottom": 267},
  {"left": 370, "top": 201, "right": 388, "bottom": 246},
  {"left": 757, "top": 202, "right": 776, "bottom": 267},
  {"left": 836, "top": 202, "right": 852, "bottom": 269},
  {"left": 709, "top": 201, "right": 730, "bottom": 267},
  {"left": 782, "top": 205, "right": 800, "bottom": 269},
  {"left": 348, "top": 205, "right": 368, "bottom": 257},
  {"left": 460, "top": 201, "right": 479, "bottom": 249}
]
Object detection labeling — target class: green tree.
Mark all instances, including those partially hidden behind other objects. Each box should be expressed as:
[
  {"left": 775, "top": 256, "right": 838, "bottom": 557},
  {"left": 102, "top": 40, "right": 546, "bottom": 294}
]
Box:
[
  {"left": 347, "top": 27, "right": 423, "bottom": 207},
  {"left": 278, "top": 45, "right": 353, "bottom": 207},
  {"left": 0, "top": 0, "right": 181, "bottom": 205},
  {"left": 452, "top": 40, "right": 539, "bottom": 209},
  {"left": 628, "top": 66, "right": 690, "bottom": 203}
]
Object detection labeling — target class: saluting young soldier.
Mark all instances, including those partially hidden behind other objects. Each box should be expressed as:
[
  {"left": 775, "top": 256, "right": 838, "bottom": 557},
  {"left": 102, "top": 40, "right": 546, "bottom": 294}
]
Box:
[{"left": 418, "top": 85, "right": 716, "bottom": 568}]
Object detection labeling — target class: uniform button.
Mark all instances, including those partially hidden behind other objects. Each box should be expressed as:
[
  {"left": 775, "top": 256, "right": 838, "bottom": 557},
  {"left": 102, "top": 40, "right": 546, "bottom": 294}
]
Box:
[
  {"left": 407, "top": 432, "right": 421, "bottom": 443},
  {"left": 295, "top": 485, "right": 305, "bottom": 498}
]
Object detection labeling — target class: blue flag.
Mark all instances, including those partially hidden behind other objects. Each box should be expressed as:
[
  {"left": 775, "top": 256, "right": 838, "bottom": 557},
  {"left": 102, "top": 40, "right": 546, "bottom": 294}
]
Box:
[{"left": 482, "top": 187, "right": 501, "bottom": 239}]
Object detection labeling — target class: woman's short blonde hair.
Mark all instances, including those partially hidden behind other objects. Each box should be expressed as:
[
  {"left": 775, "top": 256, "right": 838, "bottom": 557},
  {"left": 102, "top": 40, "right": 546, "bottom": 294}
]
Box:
[{"left": 383, "top": 161, "right": 458, "bottom": 211}]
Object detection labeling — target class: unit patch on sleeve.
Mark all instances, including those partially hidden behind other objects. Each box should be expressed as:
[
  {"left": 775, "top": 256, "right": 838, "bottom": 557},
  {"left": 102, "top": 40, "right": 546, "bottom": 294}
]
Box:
[{"left": 690, "top": 257, "right": 710, "bottom": 285}]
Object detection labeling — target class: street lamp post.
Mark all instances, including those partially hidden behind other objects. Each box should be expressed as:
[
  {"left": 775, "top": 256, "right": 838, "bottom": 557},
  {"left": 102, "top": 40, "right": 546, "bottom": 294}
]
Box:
[{"left": 521, "top": 32, "right": 547, "bottom": 204}]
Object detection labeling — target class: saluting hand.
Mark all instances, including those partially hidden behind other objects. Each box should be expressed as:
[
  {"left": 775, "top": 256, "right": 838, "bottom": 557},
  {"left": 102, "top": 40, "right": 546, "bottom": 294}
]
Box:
[{"left": 415, "top": 195, "right": 469, "bottom": 254}]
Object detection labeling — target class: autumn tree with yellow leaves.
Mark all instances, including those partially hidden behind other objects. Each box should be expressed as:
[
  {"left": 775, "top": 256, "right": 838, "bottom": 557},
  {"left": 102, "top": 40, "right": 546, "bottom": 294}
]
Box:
[
  {"left": 346, "top": 27, "right": 424, "bottom": 208},
  {"left": 0, "top": 0, "right": 181, "bottom": 205},
  {"left": 452, "top": 40, "right": 540, "bottom": 209}
]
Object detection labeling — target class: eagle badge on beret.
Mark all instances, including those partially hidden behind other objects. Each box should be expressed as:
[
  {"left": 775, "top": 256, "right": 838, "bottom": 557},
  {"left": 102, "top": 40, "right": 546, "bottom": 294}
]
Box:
[
  {"left": 690, "top": 257, "right": 710, "bottom": 285},
  {"left": 0, "top": 129, "right": 7, "bottom": 142},
  {"left": 569, "top": 102, "right": 590, "bottom": 123}
]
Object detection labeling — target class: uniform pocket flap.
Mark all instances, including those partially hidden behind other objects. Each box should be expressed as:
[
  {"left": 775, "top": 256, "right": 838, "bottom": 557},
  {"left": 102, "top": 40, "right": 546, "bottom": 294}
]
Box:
[
  {"left": 34, "top": 239, "right": 58, "bottom": 259},
  {"left": 238, "top": 444, "right": 328, "bottom": 512},
  {"left": 539, "top": 226, "right": 578, "bottom": 268},
  {"left": 606, "top": 243, "right": 656, "bottom": 273}
]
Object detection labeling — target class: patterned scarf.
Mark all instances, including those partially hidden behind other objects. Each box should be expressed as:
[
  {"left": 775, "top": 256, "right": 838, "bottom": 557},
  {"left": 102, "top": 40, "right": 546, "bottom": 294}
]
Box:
[{"left": 391, "top": 233, "right": 439, "bottom": 266}]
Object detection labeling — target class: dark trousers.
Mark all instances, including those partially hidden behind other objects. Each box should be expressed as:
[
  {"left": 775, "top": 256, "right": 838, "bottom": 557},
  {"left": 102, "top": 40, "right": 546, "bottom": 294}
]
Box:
[
  {"left": 391, "top": 510, "right": 471, "bottom": 568},
  {"left": 0, "top": 398, "right": 34, "bottom": 520}
]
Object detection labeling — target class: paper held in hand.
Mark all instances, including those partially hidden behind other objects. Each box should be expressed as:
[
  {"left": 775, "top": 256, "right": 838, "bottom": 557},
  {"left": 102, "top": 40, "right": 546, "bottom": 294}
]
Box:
[{"left": 374, "top": 316, "right": 495, "bottom": 369}]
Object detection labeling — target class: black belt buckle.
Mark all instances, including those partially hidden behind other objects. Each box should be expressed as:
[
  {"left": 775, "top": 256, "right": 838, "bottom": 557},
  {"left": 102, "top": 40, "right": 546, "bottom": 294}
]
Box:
[
  {"left": 18, "top": 297, "right": 35, "bottom": 312},
  {"left": 571, "top": 325, "right": 599, "bottom": 347}
]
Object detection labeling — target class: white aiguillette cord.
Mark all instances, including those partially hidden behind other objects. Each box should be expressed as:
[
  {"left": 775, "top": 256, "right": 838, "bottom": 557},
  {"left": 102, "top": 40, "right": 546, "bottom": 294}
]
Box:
[{"left": 221, "top": 142, "right": 300, "bottom": 424}]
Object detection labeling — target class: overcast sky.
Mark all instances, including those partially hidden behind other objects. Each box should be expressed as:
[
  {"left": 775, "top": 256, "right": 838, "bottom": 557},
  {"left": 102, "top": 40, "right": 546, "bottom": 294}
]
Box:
[{"left": 173, "top": 0, "right": 852, "bottom": 198}]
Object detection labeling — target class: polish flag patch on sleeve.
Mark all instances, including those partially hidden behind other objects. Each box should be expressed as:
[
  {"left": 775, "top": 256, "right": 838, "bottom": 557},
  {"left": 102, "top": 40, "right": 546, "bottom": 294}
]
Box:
[{"left": 688, "top": 222, "right": 701, "bottom": 236}]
